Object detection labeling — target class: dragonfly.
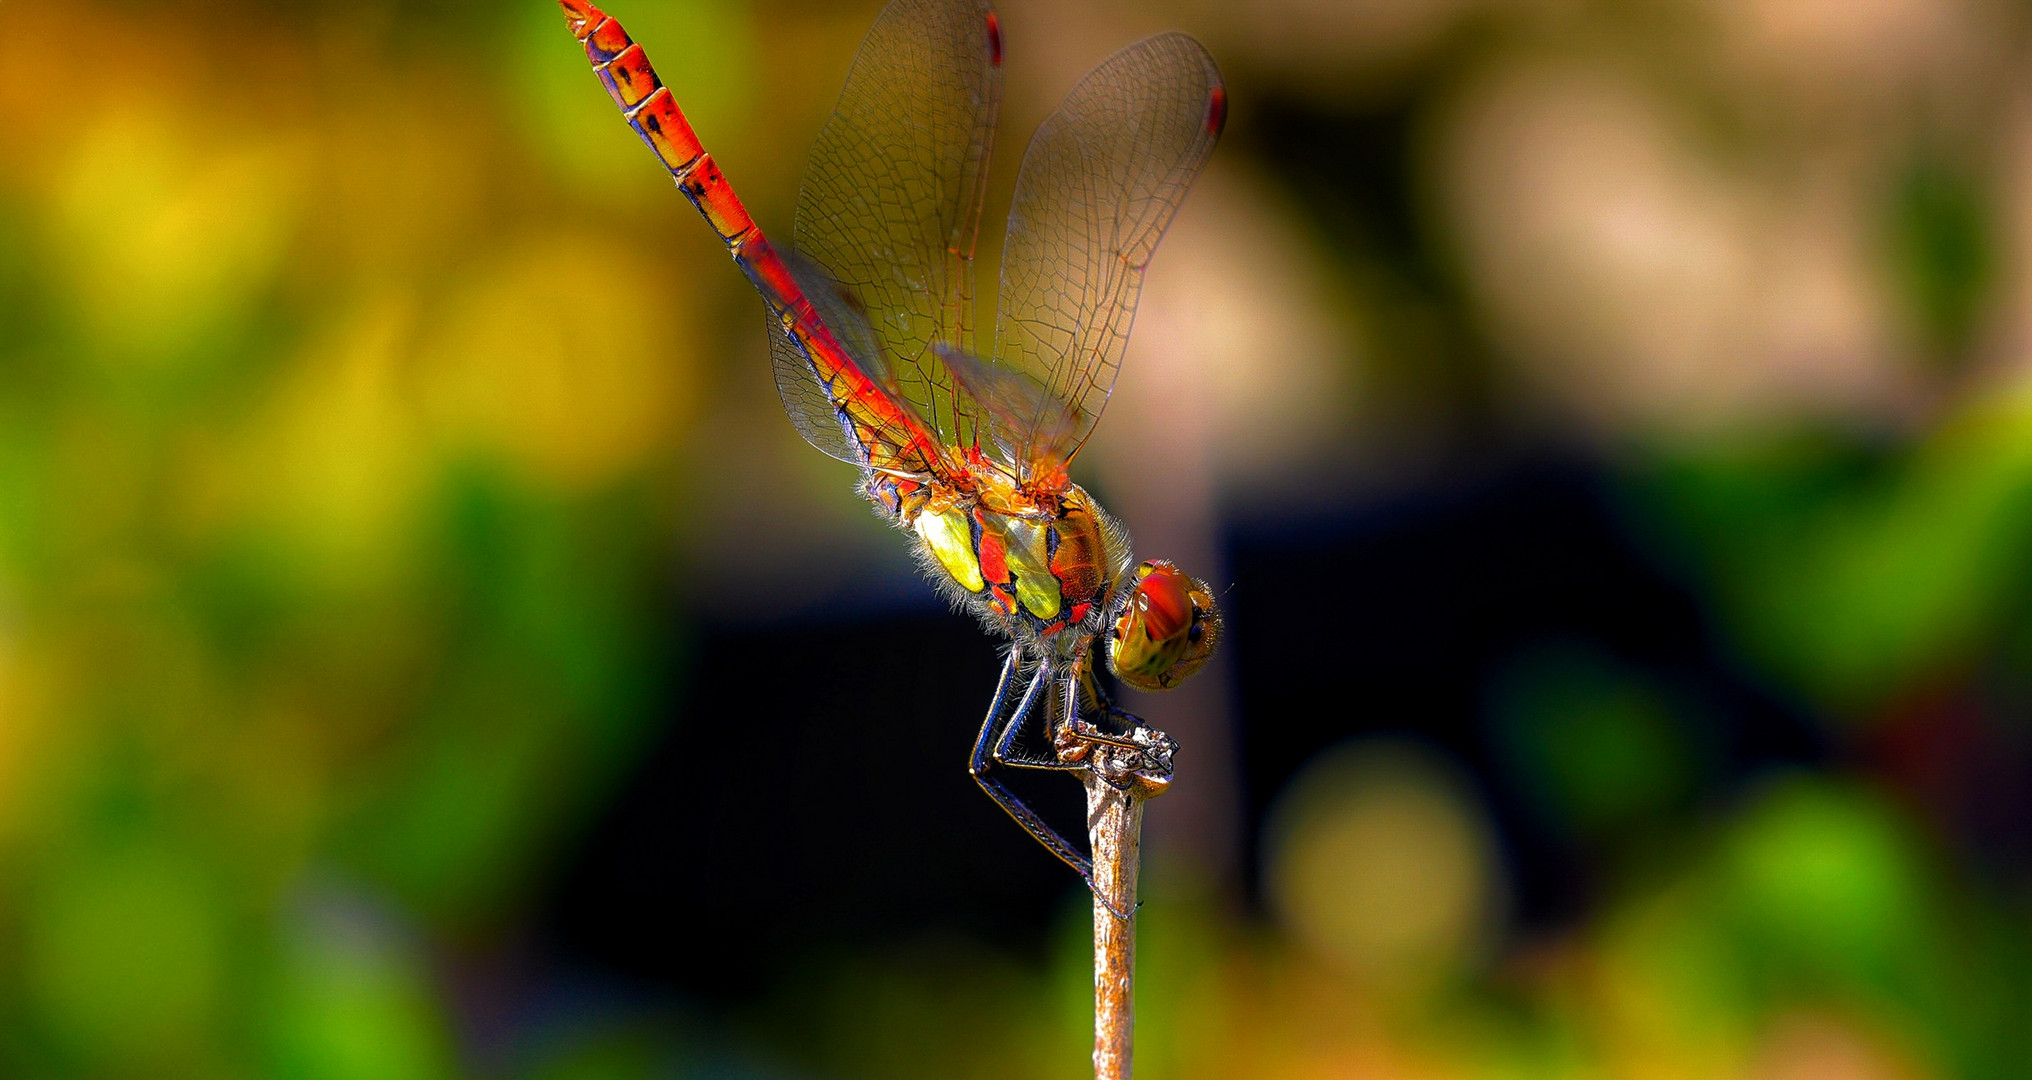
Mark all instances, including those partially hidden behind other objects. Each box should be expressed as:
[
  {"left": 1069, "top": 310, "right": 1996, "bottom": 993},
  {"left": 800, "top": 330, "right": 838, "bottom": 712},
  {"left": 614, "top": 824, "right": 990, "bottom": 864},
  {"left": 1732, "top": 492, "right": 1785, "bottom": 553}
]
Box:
[{"left": 558, "top": 0, "right": 1225, "bottom": 911}]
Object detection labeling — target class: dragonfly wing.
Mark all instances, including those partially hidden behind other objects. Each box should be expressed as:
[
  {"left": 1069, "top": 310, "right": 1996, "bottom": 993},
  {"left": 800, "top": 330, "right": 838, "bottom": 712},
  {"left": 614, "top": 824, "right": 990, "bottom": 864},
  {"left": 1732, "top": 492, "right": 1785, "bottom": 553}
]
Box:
[
  {"left": 769, "top": 318, "right": 865, "bottom": 466},
  {"left": 769, "top": 252, "right": 952, "bottom": 476},
  {"left": 993, "top": 32, "right": 1225, "bottom": 484},
  {"left": 767, "top": 253, "right": 896, "bottom": 467},
  {"left": 794, "top": 0, "right": 1004, "bottom": 449},
  {"left": 933, "top": 343, "right": 1079, "bottom": 470}
]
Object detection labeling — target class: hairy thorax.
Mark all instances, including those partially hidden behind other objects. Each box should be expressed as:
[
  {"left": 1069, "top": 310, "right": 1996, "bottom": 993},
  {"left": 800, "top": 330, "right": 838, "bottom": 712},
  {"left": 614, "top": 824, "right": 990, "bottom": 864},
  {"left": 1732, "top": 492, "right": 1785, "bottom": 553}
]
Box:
[{"left": 867, "top": 470, "right": 1132, "bottom": 651}]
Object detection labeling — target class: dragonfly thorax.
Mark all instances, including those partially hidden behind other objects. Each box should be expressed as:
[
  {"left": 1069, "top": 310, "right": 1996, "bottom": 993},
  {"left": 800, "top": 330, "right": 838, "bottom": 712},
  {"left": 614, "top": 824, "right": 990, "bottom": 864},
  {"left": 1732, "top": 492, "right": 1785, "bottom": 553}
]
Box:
[{"left": 894, "top": 479, "right": 1133, "bottom": 646}]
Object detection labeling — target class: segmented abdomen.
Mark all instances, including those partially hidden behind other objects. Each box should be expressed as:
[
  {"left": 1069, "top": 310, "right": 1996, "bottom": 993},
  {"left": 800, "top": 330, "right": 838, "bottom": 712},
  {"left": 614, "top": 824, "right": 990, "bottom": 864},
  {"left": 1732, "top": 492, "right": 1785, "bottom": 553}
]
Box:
[{"left": 558, "top": 0, "right": 950, "bottom": 479}]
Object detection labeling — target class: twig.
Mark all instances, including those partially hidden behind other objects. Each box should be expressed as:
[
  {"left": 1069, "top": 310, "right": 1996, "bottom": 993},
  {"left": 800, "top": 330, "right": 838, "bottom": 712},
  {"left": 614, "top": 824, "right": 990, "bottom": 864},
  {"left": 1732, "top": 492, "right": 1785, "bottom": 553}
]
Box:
[{"left": 1081, "top": 723, "right": 1177, "bottom": 1080}]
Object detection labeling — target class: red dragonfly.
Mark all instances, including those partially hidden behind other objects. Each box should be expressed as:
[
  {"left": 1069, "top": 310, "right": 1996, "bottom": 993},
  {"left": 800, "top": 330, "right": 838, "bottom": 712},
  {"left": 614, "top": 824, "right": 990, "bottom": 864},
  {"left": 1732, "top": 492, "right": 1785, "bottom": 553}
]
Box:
[{"left": 559, "top": 0, "right": 1225, "bottom": 908}]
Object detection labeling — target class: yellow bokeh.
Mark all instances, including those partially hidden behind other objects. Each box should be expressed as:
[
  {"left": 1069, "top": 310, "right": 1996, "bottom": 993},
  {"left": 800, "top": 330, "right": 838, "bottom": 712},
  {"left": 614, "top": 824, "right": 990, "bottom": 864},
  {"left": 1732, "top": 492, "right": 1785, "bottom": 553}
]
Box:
[
  {"left": 244, "top": 296, "right": 432, "bottom": 591},
  {"left": 1265, "top": 740, "right": 1503, "bottom": 996},
  {"left": 418, "top": 234, "right": 695, "bottom": 493},
  {"left": 50, "top": 108, "right": 306, "bottom": 364}
]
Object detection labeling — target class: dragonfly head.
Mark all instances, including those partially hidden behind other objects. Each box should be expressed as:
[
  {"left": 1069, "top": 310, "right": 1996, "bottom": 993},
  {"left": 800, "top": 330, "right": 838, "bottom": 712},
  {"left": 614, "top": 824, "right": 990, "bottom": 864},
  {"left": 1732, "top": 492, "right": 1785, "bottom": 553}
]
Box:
[{"left": 1107, "top": 560, "right": 1221, "bottom": 691}]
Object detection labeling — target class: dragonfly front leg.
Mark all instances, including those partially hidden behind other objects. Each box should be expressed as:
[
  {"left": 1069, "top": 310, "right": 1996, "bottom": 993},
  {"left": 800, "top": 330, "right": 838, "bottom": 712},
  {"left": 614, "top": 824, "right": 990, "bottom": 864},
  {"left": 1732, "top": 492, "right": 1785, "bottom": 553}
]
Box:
[{"left": 1057, "top": 668, "right": 1179, "bottom": 799}]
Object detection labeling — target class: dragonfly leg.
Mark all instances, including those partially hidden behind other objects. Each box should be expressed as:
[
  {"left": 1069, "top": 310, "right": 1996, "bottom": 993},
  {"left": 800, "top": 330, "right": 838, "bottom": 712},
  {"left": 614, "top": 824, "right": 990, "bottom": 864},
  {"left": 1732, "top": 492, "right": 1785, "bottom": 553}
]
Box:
[
  {"left": 970, "top": 653, "right": 1133, "bottom": 920},
  {"left": 971, "top": 654, "right": 1088, "bottom": 873},
  {"left": 1061, "top": 667, "right": 1160, "bottom": 754},
  {"left": 1058, "top": 673, "right": 1180, "bottom": 800},
  {"left": 993, "top": 666, "right": 1084, "bottom": 771}
]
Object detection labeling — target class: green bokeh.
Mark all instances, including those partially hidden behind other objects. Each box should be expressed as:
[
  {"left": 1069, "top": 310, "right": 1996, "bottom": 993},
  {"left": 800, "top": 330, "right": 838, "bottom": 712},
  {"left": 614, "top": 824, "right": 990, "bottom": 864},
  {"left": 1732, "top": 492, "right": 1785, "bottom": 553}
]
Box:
[
  {"left": 1491, "top": 642, "right": 1696, "bottom": 838},
  {"left": 1888, "top": 150, "right": 1994, "bottom": 363},
  {"left": 25, "top": 838, "right": 227, "bottom": 1072},
  {"left": 264, "top": 897, "right": 456, "bottom": 1080},
  {"left": 1717, "top": 778, "right": 1923, "bottom": 988}
]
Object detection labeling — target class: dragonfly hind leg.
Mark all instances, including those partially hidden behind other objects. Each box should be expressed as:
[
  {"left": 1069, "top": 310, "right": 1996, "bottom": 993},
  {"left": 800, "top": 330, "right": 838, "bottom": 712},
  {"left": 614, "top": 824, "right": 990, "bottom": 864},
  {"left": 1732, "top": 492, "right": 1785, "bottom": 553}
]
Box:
[
  {"left": 970, "top": 653, "right": 1088, "bottom": 875},
  {"left": 969, "top": 652, "right": 1137, "bottom": 920},
  {"left": 992, "top": 666, "right": 1085, "bottom": 772}
]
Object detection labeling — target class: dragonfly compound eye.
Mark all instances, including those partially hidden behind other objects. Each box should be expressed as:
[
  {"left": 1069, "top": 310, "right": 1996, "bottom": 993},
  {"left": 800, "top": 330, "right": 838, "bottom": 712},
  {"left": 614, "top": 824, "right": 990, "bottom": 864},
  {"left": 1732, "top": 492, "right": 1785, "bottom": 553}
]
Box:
[{"left": 1107, "top": 560, "right": 1222, "bottom": 691}]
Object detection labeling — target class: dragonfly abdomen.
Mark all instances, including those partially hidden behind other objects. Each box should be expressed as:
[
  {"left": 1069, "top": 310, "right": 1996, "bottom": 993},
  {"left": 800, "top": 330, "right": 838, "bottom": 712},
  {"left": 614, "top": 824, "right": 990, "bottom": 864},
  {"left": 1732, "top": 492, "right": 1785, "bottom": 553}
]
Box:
[{"left": 561, "top": 0, "right": 953, "bottom": 481}]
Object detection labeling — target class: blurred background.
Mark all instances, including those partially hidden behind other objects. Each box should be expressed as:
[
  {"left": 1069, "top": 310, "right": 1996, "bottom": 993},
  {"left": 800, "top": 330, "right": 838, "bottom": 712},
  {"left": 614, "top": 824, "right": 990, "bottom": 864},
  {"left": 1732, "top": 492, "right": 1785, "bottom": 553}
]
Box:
[{"left": 4, "top": 0, "right": 2032, "bottom": 1076}]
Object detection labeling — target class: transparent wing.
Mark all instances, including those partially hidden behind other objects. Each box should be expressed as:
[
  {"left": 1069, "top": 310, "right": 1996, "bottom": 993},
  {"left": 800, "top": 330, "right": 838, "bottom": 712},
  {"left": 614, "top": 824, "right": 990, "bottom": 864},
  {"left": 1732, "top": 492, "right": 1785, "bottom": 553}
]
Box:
[
  {"left": 992, "top": 32, "right": 1225, "bottom": 484},
  {"left": 792, "top": 0, "right": 1003, "bottom": 449},
  {"left": 769, "top": 317, "right": 864, "bottom": 466},
  {"left": 934, "top": 342, "right": 1078, "bottom": 470},
  {"left": 767, "top": 253, "right": 894, "bottom": 468}
]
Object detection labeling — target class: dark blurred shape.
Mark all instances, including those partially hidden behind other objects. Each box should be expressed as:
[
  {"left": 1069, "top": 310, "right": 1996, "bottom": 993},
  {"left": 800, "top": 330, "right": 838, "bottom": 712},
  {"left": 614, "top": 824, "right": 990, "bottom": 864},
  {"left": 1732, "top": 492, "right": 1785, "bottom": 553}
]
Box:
[
  {"left": 1489, "top": 638, "right": 1702, "bottom": 840},
  {"left": 544, "top": 459, "right": 1826, "bottom": 1004},
  {"left": 541, "top": 609, "right": 1085, "bottom": 999},
  {"left": 1227, "top": 460, "right": 1823, "bottom": 929}
]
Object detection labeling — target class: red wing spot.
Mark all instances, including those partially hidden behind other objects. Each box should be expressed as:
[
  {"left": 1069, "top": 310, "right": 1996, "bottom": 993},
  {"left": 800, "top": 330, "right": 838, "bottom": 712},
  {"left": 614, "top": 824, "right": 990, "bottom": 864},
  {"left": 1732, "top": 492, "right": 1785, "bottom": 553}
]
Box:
[
  {"left": 1205, "top": 84, "right": 1227, "bottom": 138},
  {"left": 985, "top": 12, "right": 1003, "bottom": 67}
]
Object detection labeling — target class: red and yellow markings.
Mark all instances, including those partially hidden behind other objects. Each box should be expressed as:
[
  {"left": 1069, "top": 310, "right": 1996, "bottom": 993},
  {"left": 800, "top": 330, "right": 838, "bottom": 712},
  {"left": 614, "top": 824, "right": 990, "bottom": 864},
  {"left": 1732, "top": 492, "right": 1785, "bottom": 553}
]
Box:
[
  {"left": 905, "top": 494, "right": 1111, "bottom": 635},
  {"left": 974, "top": 507, "right": 1011, "bottom": 588},
  {"left": 599, "top": 44, "right": 661, "bottom": 108},
  {"left": 633, "top": 89, "right": 706, "bottom": 174},
  {"left": 1047, "top": 500, "right": 1103, "bottom": 606},
  {"left": 560, "top": 0, "right": 603, "bottom": 38},
  {"left": 1109, "top": 560, "right": 1215, "bottom": 688},
  {"left": 583, "top": 11, "right": 630, "bottom": 57},
  {"left": 1000, "top": 518, "right": 1058, "bottom": 620},
  {"left": 680, "top": 157, "right": 754, "bottom": 244},
  {"left": 556, "top": 0, "right": 957, "bottom": 484}
]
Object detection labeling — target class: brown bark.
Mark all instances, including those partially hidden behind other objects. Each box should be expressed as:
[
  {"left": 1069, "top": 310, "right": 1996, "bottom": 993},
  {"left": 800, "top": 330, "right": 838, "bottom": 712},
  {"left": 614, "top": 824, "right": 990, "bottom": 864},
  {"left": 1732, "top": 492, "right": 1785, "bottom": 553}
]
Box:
[{"left": 1079, "top": 722, "right": 1175, "bottom": 1080}]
